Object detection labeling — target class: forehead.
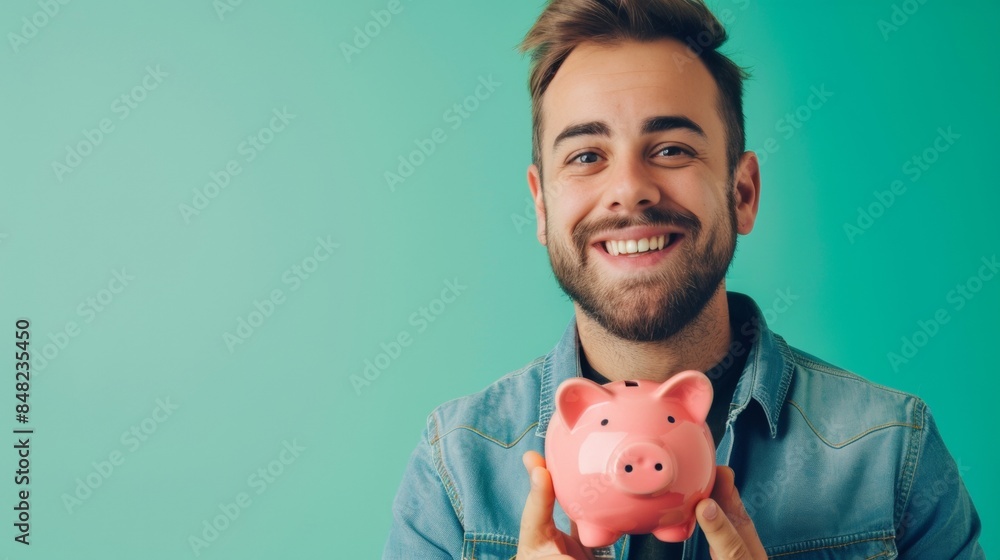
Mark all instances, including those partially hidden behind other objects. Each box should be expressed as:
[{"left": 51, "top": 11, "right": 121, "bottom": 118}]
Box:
[{"left": 541, "top": 38, "right": 722, "bottom": 150}]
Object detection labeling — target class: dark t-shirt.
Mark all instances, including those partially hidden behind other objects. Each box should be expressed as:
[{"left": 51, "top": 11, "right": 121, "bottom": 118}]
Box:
[{"left": 579, "top": 306, "right": 751, "bottom": 559}]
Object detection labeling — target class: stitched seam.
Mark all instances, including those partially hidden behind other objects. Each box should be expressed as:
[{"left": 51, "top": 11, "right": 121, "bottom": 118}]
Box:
[
  {"left": 895, "top": 398, "right": 926, "bottom": 533},
  {"left": 537, "top": 351, "right": 556, "bottom": 438},
  {"left": 768, "top": 334, "right": 796, "bottom": 437},
  {"left": 769, "top": 535, "right": 894, "bottom": 557},
  {"left": 786, "top": 399, "right": 920, "bottom": 448},
  {"left": 731, "top": 329, "right": 761, "bottom": 419},
  {"left": 746, "top": 329, "right": 766, "bottom": 425},
  {"left": 431, "top": 357, "right": 544, "bottom": 420},
  {"left": 429, "top": 413, "right": 465, "bottom": 525},
  {"left": 726, "top": 302, "right": 763, "bottom": 422},
  {"left": 465, "top": 537, "right": 517, "bottom": 546},
  {"left": 430, "top": 422, "right": 539, "bottom": 448},
  {"left": 511, "top": 356, "right": 544, "bottom": 376},
  {"left": 791, "top": 351, "right": 916, "bottom": 398},
  {"left": 463, "top": 532, "right": 521, "bottom": 559}
]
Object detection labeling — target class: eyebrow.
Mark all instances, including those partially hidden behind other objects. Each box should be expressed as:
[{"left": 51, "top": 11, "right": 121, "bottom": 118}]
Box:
[{"left": 551, "top": 115, "right": 707, "bottom": 152}]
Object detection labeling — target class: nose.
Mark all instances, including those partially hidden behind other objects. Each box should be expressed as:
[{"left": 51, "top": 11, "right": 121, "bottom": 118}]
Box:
[
  {"left": 610, "top": 441, "right": 675, "bottom": 495},
  {"left": 602, "top": 157, "right": 661, "bottom": 213}
]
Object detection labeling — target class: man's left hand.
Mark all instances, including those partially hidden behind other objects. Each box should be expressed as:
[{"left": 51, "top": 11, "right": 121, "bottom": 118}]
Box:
[{"left": 695, "top": 466, "right": 768, "bottom": 559}]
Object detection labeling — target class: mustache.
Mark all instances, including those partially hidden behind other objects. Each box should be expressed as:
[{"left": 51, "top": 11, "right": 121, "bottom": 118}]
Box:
[{"left": 572, "top": 206, "right": 702, "bottom": 251}]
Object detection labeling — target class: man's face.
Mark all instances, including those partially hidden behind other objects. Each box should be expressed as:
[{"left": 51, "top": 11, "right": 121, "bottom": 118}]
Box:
[{"left": 527, "top": 38, "right": 757, "bottom": 342}]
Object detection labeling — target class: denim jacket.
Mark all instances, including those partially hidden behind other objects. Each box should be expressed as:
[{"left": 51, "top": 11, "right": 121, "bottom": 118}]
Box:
[{"left": 384, "top": 292, "right": 984, "bottom": 559}]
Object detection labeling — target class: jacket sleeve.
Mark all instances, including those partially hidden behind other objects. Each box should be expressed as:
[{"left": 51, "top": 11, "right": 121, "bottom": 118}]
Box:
[
  {"left": 895, "top": 400, "right": 984, "bottom": 558},
  {"left": 383, "top": 417, "right": 465, "bottom": 560}
]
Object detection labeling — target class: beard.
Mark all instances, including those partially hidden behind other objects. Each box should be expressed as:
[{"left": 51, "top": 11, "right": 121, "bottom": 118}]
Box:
[{"left": 546, "top": 188, "right": 738, "bottom": 343}]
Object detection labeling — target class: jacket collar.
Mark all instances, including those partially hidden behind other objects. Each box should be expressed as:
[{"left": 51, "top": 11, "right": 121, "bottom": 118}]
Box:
[{"left": 536, "top": 291, "right": 794, "bottom": 439}]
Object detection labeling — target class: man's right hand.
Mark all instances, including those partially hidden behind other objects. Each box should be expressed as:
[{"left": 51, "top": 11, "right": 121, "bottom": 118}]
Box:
[{"left": 515, "top": 451, "right": 596, "bottom": 560}]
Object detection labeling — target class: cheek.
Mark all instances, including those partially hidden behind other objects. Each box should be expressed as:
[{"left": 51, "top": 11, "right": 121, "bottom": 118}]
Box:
[
  {"left": 547, "top": 199, "right": 592, "bottom": 239},
  {"left": 675, "top": 187, "right": 725, "bottom": 228}
]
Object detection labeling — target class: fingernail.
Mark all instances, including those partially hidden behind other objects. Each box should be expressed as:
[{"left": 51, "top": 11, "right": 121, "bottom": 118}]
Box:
[
  {"left": 530, "top": 468, "right": 541, "bottom": 489},
  {"left": 704, "top": 500, "right": 718, "bottom": 520}
]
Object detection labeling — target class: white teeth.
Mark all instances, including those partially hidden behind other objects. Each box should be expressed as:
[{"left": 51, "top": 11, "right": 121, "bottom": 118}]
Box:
[{"left": 603, "top": 235, "right": 671, "bottom": 256}]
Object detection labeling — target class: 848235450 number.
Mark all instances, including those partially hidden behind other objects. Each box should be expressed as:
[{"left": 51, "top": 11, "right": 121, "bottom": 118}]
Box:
[{"left": 15, "top": 319, "right": 30, "bottom": 423}]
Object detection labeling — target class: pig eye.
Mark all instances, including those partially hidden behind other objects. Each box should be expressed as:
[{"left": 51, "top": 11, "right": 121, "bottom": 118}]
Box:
[
  {"left": 601, "top": 419, "right": 608, "bottom": 426},
  {"left": 667, "top": 416, "right": 675, "bottom": 423}
]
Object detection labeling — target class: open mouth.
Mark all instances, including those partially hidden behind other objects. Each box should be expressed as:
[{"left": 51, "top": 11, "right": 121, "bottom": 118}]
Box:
[{"left": 595, "top": 233, "right": 683, "bottom": 257}]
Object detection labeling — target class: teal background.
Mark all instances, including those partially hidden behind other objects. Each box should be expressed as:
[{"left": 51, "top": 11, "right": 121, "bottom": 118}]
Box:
[{"left": 0, "top": 0, "right": 996, "bottom": 557}]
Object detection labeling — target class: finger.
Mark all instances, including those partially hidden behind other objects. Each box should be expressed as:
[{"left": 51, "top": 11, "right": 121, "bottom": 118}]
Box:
[
  {"left": 696, "top": 498, "right": 752, "bottom": 560},
  {"left": 711, "top": 467, "right": 748, "bottom": 529},
  {"left": 705, "top": 467, "right": 767, "bottom": 558},
  {"left": 523, "top": 450, "right": 546, "bottom": 472},
  {"left": 519, "top": 463, "right": 559, "bottom": 551},
  {"left": 711, "top": 467, "right": 760, "bottom": 537}
]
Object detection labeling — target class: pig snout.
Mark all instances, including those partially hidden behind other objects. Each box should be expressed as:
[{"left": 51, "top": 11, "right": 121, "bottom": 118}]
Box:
[{"left": 610, "top": 441, "right": 675, "bottom": 495}]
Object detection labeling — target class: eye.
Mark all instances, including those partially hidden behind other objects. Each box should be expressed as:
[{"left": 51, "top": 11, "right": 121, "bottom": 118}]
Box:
[
  {"left": 655, "top": 146, "right": 694, "bottom": 158},
  {"left": 667, "top": 416, "right": 675, "bottom": 423},
  {"left": 601, "top": 419, "right": 609, "bottom": 426},
  {"left": 570, "top": 151, "right": 601, "bottom": 165}
]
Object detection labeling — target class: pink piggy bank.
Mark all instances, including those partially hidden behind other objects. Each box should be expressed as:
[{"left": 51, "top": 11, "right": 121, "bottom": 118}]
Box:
[{"left": 544, "top": 370, "right": 716, "bottom": 548}]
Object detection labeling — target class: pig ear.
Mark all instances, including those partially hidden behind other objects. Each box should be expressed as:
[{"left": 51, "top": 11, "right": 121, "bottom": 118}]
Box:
[
  {"left": 555, "top": 378, "right": 613, "bottom": 430},
  {"left": 652, "top": 370, "right": 713, "bottom": 422}
]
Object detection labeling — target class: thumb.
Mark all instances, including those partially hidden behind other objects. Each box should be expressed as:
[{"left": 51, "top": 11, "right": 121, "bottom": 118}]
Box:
[{"left": 519, "top": 462, "right": 560, "bottom": 551}]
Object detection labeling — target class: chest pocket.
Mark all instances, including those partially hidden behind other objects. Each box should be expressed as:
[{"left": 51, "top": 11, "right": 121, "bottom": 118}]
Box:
[
  {"left": 765, "top": 533, "right": 897, "bottom": 559},
  {"left": 462, "top": 532, "right": 518, "bottom": 560}
]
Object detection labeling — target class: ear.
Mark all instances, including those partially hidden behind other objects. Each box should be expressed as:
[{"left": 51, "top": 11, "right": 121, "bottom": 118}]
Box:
[
  {"left": 652, "top": 370, "right": 713, "bottom": 423},
  {"left": 733, "top": 151, "right": 761, "bottom": 235},
  {"left": 555, "top": 377, "right": 613, "bottom": 430},
  {"left": 527, "top": 163, "right": 547, "bottom": 246}
]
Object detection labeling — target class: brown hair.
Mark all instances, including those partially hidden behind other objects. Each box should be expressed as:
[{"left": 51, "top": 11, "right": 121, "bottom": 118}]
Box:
[{"left": 518, "top": 0, "right": 751, "bottom": 178}]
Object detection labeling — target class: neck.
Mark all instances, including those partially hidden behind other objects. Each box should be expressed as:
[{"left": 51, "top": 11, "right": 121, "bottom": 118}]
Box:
[{"left": 576, "top": 284, "right": 732, "bottom": 383}]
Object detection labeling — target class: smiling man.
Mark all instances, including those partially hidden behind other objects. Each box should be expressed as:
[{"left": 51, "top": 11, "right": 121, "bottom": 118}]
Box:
[{"left": 383, "top": 1, "right": 984, "bottom": 559}]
